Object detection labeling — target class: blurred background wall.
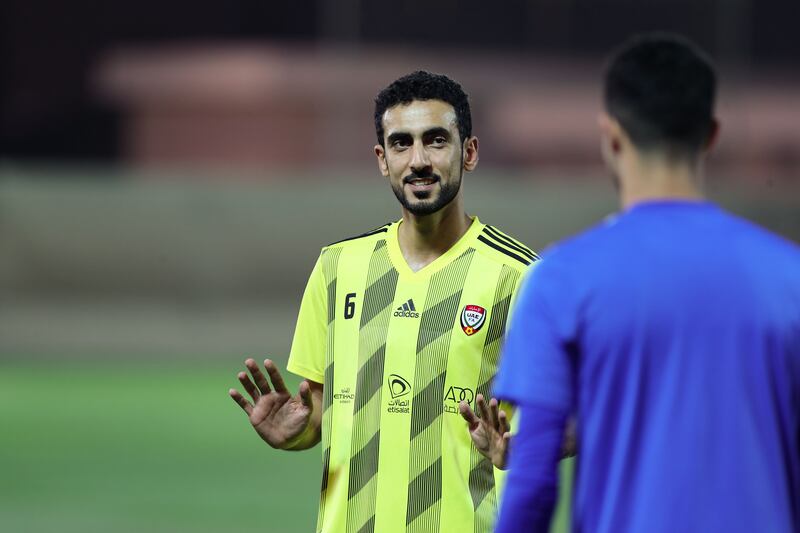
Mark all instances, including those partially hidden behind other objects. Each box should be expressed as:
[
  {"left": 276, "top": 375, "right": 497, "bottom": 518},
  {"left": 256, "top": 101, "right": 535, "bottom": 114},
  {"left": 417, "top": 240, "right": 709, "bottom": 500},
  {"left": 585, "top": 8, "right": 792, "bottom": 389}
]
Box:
[
  {"left": 2, "top": 0, "right": 798, "bottom": 358},
  {"left": 1, "top": 2, "right": 798, "bottom": 532}
]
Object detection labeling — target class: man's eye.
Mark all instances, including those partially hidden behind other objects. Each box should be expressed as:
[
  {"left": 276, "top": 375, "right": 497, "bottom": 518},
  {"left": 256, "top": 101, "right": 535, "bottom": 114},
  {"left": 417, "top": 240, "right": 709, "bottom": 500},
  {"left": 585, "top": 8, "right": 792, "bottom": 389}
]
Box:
[
  {"left": 432, "top": 137, "right": 447, "bottom": 145},
  {"left": 392, "top": 139, "right": 410, "bottom": 148}
]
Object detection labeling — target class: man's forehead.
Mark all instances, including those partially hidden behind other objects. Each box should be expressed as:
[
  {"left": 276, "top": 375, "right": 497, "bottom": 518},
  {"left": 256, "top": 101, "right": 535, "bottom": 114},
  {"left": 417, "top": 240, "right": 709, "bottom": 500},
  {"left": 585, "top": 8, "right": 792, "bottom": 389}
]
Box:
[{"left": 382, "top": 99, "right": 457, "bottom": 134}]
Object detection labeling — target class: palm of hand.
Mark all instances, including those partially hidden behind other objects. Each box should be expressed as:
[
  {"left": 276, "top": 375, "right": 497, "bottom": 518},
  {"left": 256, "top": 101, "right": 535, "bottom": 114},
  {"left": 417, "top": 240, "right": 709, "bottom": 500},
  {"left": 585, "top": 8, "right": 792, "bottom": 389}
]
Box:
[
  {"left": 469, "top": 421, "right": 504, "bottom": 462},
  {"left": 251, "top": 391, "right": 310, "bottom": 448},
  {"left": 230, "top": 358, "right": 316, "bottom": 450},
  {"left": 460, "top": 395, "right": 510, "bottom": 469}
]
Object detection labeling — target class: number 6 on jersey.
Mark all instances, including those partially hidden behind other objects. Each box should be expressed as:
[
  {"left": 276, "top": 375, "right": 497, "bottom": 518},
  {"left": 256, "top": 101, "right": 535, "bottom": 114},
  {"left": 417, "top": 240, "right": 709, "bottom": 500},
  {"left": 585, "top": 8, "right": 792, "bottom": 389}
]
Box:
[{"left": 344, "top": 292, "right": 356, "bottom": 319}]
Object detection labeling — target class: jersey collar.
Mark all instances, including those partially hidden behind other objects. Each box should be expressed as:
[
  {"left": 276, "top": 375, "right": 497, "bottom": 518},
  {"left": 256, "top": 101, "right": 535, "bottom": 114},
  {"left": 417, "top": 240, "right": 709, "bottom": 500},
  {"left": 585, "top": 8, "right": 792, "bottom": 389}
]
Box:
[{"left": 386, "top": 215, "right": 483, "bottom": 280}]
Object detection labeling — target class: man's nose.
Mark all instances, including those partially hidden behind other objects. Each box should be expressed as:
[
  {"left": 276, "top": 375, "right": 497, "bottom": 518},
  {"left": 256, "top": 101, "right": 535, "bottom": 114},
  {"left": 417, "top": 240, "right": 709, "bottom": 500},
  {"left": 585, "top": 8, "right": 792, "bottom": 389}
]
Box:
[{"left": 409, "top": 142, "right": 431, "bottom": 173}]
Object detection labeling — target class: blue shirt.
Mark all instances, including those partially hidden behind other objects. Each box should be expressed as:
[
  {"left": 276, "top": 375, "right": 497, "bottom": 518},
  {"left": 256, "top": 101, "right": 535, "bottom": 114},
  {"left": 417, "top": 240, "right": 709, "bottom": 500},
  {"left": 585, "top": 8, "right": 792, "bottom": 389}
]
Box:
[{"left": 495, "top": 201, "right": 800, "bottom": 533}]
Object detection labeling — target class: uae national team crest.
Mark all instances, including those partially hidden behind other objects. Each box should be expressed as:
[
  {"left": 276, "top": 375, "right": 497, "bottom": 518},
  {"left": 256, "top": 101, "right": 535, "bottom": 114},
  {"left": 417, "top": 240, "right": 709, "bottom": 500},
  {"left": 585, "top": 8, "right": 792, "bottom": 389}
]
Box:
[{"left": 460, "top": 305, "right": 487, "bottom": 336}]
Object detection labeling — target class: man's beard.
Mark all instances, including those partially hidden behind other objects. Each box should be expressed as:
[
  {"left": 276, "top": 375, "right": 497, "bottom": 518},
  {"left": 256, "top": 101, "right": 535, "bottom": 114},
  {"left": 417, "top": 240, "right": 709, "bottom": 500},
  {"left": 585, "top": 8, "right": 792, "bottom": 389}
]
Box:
[{"left": 391, "top": 172, "right": 461, "bottom": 216}]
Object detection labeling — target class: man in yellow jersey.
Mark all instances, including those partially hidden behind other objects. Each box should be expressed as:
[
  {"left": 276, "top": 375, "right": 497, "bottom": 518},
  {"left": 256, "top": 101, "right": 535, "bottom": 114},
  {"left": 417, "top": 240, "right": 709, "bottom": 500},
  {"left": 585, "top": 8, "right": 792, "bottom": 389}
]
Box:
[{"left": 229, "top": 71, "right": 538, "bottom": 533}]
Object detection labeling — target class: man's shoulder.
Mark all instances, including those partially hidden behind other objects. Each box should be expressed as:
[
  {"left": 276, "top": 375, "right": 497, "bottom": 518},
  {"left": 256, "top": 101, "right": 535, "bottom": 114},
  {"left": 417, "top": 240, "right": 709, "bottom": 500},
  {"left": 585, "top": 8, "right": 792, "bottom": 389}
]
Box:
[
  {"left": 540, "top": 213, "right": 627, "bottom": 263},
  {"left": 322, "top": 221, "right": 394, "bottom": 253},
  {"left": 720, "top": 210, "right": 800, "bottom": 259},
  {"left": 473, "top": 222, "right": 540, "bottom": 272},
  {"left": 520, "top": 217, "right": 625, "bottom": 289}
]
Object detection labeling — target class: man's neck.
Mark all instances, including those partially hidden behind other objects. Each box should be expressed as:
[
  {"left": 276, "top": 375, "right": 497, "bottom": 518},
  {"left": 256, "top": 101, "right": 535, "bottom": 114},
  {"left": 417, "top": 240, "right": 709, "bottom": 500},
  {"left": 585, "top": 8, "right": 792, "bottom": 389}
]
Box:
[
  {"left": 397, "top": 200, "right": 472, "bottom": 273},
  {"left": 619, "top": 152, "right": 706, "bottom": 209}
]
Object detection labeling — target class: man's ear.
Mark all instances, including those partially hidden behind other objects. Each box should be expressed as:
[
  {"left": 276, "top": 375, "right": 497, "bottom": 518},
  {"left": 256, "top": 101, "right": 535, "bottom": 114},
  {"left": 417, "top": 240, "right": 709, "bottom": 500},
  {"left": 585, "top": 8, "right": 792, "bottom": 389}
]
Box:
[
  {"left": 597, "top": 112, "right": 623, "bottom": 156},
  {"left": 375, "top": 144, "right": 389, "bottom": 177},
  {"left": 463, "top": 136, "right": 479, "bottom": 172},
  {"left": 703, "top": 118, "right": 720, "bottom": 153}
]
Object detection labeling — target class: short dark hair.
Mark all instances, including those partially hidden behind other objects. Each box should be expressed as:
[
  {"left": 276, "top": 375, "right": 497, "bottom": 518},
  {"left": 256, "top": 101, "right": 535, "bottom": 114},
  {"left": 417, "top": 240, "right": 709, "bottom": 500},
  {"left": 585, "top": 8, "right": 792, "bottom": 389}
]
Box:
[
  {"left": 374, "top": 71, "right": 472, "bottom": 146},
  {"left": 604, "top": 33, "right": 717, "bottom": 157}
]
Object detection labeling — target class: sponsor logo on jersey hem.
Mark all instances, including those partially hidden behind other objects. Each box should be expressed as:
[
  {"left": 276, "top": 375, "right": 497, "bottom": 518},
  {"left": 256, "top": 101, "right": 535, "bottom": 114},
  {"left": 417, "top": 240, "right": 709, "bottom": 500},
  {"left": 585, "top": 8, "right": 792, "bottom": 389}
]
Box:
[
  {"left": 387, "top": 374, "right": 411, "bottom": 413},
  {"left": 460, "top": 304, "right": 487, "bottom": 335},
  {"left": 393, "top": 299, "right": 420, "bottom": 318}
]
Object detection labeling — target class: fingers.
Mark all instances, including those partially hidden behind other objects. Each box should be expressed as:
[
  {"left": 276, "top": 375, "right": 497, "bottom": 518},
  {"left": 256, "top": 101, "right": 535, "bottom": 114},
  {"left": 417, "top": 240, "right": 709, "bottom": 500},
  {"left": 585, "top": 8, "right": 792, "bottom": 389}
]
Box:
[
  {"left": 264, "top": 359, "right": 289, "bottom": 394},
  {"left": 486, "top": 397, "right": 501, "bottom": 432},
  {"left": 229, "top": 389, "right": 254, "bottom": 416},
  {"left": 497, "top": 406, "right": 510, "bottom": 435},
  {"left": 238, "top": 371, "right": 261, "bottom": 402},
  {"left": 245, "top": 358, "right": 271, "bottom": 395},
  {"left": 459, "top": 400, "right": 480, "bottom": 431},
  {"left": 298, "top": 380, "right": 313, "bottom": 410},
  {"left": 498, "top": 431, "right": 513, "bottom": 469},
  {"left": 476, "top": 394, "right": 497, "bottom": 430}
]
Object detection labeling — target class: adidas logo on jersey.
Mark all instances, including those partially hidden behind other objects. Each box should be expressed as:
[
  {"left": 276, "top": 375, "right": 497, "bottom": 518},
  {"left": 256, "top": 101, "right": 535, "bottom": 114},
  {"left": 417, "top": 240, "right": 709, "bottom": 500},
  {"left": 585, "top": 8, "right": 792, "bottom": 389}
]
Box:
[{"left": 393, "top": 299, "right": 420, "bottom": 318}]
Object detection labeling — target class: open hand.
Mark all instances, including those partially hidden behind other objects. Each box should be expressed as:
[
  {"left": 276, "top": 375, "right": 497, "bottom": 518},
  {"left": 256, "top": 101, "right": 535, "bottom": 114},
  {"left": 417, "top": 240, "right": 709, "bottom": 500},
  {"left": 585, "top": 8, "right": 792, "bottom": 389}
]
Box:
[
  {"left": 460, "top": 394, "right": 511, "bottom": 469},
  {"left": 229, "top": 358, "right": 315, "bottom": 449}
]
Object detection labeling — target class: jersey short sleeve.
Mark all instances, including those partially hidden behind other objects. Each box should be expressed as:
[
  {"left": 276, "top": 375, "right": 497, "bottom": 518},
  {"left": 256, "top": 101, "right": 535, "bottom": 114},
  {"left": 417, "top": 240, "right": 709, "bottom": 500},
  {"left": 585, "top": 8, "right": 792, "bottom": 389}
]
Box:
[
  {"left": 287, "top": 253, "right": 327, "bottom": 383},
  {"left": 493, "top": 255, "right": 577, "bottom": 412},
  {"left": 504, "top": 262, "right": 532, "bottom": 329}
]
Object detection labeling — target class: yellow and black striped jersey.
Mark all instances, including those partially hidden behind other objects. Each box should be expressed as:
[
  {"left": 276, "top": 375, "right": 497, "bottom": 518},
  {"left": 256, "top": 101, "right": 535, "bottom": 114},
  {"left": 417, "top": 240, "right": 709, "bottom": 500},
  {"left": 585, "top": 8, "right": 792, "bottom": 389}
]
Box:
[{"left": 287, "top": 217, "right": 538, "bottom": 533}]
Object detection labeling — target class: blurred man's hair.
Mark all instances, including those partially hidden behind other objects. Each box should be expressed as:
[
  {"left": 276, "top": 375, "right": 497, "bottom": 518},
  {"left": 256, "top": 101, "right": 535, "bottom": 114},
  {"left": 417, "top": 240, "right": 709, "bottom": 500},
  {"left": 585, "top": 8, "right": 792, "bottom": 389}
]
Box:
[
  {"left": 374, "top": 71, "right": 472, "bottom": 147},
  {"left": 604, "top": 33, "right": 717, "bottom": 158}
]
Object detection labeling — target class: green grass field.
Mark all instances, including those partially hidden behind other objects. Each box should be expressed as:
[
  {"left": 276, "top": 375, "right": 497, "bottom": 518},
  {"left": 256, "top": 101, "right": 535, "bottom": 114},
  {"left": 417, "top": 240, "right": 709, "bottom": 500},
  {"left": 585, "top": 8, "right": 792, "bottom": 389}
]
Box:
[{"left": 0, "top": 362, "right": 571, "bottom": 532}]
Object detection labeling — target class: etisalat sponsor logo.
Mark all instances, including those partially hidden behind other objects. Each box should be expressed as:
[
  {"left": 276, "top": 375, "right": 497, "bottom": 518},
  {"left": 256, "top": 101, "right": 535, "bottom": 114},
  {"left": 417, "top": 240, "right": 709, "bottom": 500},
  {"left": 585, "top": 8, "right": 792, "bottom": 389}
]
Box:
[
  {"left": 386, "top": 374, "right": 411, "bottom": 413},
  {"left": 393, "top": 299, "right": 420, "bottom": 318}
]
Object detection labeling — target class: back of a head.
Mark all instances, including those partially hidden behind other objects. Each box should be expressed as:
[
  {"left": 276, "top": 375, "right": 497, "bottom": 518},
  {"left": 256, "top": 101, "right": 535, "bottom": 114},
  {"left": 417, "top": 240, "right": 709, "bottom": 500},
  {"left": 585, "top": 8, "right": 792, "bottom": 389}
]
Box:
[{"left": 604, "top": 33, "right": 717, "bottom": 159}]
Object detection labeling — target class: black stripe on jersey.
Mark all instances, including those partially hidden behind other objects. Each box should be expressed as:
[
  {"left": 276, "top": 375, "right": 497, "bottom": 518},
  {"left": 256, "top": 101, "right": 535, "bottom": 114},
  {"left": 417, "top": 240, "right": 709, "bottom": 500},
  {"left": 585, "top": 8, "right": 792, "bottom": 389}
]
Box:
[
  {"left": 327, "top": 223, "right": 391, "bottom": 246},
  {"left": 320, "top": 444, "right": 332, "bottom": 493},
  {"left": 477, "top": 235, "right": 531, "bottom": 266},
  {"left": 486, "top": 225, "right": 539, "bottom": 258},
  {"left": 347, "top": 431, "right": 381, "bottom": 499},
  {"left": 409, "top": 370, "right": 447, "bottom": 440},
  {"left": 406, "top": 457, "right": 443, "bottom": 525},
  {"left": 482, "top": 227, "right": 538, "bottom": 261},
  {"left": 406, "top": 248, "right": 475, "bottom": 533},
  {"left": 356, "top": 516, "right": 375, "bottom": 533},
  {"left": 353, "top": 345, "right": 386, "bottom": 415},
  {"left": 360, "top": 267, "right": 399, "bottom": 327},
  {"left": 415, "top": 290, "right": 464, "bottom": 355},
  {"left": 469, "top": 266, "right": 519, "bottom": 532},
  {"left": 319, "top": 247, "right": 342, "bottom": 532},
  {"left": 345, "top": 240, "right": 398, "bottom": 533}
]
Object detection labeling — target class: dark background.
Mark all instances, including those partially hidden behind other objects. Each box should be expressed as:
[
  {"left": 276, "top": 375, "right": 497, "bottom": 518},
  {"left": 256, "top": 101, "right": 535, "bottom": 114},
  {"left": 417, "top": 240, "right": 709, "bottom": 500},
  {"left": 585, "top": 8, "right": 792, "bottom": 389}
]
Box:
[{"left": 2, "top": 0, "right": 797, "bottom": 160}]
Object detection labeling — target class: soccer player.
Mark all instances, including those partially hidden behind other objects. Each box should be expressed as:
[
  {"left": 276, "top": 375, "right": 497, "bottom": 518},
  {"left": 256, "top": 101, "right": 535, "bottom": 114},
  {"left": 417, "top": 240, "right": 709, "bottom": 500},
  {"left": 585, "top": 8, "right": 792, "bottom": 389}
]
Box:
[
  {"left": 493, "top": 33, "right": 800, "bottom": 533},
  {"left": 229, "top": 71, "right": 538, "bottom": 533}
]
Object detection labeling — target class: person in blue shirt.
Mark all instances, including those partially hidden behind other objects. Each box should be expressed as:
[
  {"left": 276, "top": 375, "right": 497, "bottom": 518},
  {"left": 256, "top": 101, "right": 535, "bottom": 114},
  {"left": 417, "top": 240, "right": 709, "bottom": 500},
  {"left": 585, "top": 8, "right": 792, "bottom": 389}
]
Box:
[{"left": 493, "top": 32, "right": 800, "bottom": 533}]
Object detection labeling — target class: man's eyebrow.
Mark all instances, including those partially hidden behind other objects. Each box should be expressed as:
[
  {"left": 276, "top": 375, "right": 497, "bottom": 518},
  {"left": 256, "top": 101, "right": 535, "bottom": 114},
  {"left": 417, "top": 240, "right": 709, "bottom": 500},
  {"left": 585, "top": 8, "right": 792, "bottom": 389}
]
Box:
[
  {"left": 386, "top": 132, "right": 412, "bottom": 144},
  {"left": 423, "top": 127, "right": 451, "bottom": 139}
]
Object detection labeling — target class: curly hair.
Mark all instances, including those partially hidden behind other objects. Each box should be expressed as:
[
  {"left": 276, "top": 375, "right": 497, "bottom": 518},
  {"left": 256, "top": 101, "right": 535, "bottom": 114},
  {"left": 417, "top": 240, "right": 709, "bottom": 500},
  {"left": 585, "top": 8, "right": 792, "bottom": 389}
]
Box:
[{"left": 374, "top": 71, "right": 472, "bottom": 146}]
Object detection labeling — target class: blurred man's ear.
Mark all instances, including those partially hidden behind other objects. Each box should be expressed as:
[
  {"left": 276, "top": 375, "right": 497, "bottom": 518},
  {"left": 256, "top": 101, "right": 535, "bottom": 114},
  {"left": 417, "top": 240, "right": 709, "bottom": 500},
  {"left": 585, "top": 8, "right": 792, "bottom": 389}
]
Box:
[
  {"left": 374, "top": 144, "right": 389, "bottom": 177},
  {"left": 597, "top": 112, "right": 624, "bottom": 169},
  {"left": 703, "top": 118, "right": 720, "bottom": 153},
  {"left": 597, "top": 112, "right": 624, "bottom": 157}
]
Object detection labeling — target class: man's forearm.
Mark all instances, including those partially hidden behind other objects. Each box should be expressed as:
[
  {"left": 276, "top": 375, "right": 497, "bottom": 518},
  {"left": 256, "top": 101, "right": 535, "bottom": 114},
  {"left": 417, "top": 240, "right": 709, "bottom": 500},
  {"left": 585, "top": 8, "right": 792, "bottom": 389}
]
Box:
[{"left": 495, "top": 405, "right": 567, "bottom": 533}]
